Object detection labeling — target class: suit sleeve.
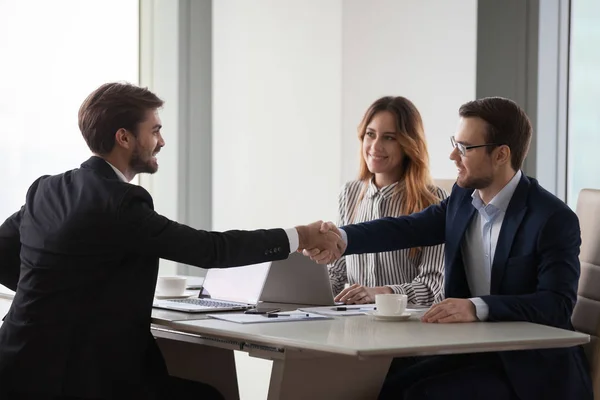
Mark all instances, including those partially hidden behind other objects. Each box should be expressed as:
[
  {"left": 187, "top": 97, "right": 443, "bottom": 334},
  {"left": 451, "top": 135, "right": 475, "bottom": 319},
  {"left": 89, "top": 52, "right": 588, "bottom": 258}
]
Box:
[
  {"left": 481, "top": 208, "right": 580, "bottom": 328},
  {"left": 342, "top": 197, "right": 448, "bottom": 256},
  {"left": 0, "top": 207, "right": 24, "bottom": 291},
  {"left": 116, "top": 186, "right": 290, "bottom": 268}
]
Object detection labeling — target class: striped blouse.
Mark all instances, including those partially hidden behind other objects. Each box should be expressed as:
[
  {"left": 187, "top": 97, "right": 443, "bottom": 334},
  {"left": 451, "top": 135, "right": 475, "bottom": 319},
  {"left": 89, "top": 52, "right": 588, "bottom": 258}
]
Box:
[{"left": 328, "top": 179, "right": 448, "bottom": 306}]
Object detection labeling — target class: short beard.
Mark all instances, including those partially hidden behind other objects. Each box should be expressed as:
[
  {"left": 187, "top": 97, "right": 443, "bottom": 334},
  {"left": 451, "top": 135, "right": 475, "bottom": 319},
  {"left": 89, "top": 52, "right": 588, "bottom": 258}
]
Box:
[
  {"left": 129, "top": 147, "right": 158, "bottom": 175},
  {"left": 457, "top": 174, "right": 493, "bottom": 190}
]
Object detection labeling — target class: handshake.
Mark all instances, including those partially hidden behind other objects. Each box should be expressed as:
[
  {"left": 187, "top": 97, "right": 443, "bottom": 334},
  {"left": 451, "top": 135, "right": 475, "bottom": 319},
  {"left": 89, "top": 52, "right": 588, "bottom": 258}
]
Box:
[{"left": 296, "top": 221, "right": 345, "bottom": 264}]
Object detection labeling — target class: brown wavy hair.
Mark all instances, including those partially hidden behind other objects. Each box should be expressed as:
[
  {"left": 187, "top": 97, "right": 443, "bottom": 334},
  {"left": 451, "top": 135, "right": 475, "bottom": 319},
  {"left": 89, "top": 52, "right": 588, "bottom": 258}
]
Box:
[{"left": 354, "top": 96, "right": 441, "bottom": 256}]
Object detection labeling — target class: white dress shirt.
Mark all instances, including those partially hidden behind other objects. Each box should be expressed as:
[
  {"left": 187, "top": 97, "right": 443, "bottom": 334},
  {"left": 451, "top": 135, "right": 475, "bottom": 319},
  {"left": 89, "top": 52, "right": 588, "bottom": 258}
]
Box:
[
  {"left": 105, "top": 160, "right": 129, "bottom": 183},
  {"left": 464, "top": 170, "right": 522, "bottom": 320},
  {"left": 103, "top": 159, "right": 299, "bottom": 252}
]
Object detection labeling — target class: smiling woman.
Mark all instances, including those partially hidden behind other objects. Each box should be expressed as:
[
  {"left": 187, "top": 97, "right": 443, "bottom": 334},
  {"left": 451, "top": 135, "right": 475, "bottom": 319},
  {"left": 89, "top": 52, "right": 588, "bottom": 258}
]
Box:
[
  {"left": 0, "top": 0, "right": 139, "bottom": 221},
  {"left": 328, "top": 96, "right": 448, "bottom": 306}
]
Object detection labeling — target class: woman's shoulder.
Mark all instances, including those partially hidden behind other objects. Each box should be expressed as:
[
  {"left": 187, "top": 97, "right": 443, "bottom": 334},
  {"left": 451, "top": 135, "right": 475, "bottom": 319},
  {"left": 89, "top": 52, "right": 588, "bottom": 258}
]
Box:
[
  {"left": 431, "top": 185, "right": 450, "bottom": 201},
  {"left": 339, "top": 179, "right": 366, "bottom": 197}
]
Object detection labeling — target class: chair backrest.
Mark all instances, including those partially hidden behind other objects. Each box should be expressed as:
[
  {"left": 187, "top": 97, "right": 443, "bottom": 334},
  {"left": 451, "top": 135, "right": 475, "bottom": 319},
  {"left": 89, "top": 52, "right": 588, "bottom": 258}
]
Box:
[
  {"left": 433, "top": 179, "right": 455, "bottom": 195},
  {"left": 572, "top": 188, "right": 600, "bottom": 398}
]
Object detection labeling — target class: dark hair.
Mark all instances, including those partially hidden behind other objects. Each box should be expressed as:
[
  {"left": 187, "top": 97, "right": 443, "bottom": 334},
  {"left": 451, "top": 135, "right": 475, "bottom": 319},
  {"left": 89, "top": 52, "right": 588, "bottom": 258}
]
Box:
[
  {"left": 459, "top": 97, "right": 532, "bottom": 170},
  {"left": 78, "top": 82, "right": 164, "bottom": 155}
]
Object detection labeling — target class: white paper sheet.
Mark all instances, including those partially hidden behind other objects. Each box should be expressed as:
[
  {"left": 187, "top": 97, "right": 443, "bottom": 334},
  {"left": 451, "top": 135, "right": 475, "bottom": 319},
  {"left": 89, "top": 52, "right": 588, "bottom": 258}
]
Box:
[
  {"left": 207, "top": 311, "right": 331, "bottom": 324},
  {"left": 298, "top": 305, "right": 426, "bottom": 316}
]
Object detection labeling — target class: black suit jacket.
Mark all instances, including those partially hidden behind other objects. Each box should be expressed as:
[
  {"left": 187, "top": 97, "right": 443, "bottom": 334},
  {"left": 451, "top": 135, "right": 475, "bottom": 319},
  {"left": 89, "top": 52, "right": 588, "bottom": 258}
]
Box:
[
  {"left": 0, "top": 156, "right": 290, "bottom": 398},
  {"left": 342, "top": 174, "right": 593, "bottom": 400}
]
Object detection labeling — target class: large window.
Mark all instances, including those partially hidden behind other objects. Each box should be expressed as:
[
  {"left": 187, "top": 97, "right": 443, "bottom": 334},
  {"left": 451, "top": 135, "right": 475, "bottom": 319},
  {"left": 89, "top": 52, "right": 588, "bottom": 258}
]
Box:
[
  {"left": 567, "top": 0, "right": 600, "bottom": 208},
  {"left": 0, "top": 0, "right": 139, "bottom": 219}
]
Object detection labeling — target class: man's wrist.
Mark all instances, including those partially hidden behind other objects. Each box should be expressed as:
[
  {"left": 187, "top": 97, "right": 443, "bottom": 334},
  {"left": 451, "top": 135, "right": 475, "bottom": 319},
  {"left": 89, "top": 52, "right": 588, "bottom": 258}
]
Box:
[
  {"left": 295, "top": 225, "right": 307, "bottom": 249},
  {"left": 468, "top": 297, "right": 489, "bottom": 321}
]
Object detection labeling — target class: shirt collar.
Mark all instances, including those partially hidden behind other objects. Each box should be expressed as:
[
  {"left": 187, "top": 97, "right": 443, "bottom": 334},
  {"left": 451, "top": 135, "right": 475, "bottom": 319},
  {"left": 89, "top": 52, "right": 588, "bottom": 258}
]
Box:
[
  {"left": 104, "top": 160, "right": 129, "bottom": 183},
  {"left": 366, "top": 176, "right": 399, "bottom": 199},
  {"left": 471, "top": 170, "right": 522, "bottom": 217}
]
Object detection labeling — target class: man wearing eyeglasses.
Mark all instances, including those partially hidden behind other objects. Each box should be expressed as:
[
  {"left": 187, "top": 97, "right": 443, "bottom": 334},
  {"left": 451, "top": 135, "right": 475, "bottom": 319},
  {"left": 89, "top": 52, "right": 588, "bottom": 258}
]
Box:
[{"left": 303, "top": 97, "right": 592, "bottom": 400}]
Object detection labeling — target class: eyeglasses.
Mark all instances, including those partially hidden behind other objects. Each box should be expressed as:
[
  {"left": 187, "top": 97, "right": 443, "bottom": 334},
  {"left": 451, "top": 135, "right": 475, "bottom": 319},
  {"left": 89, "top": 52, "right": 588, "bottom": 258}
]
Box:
[{"left": 450, "top": 136, "right": 501, "bottom": 157}]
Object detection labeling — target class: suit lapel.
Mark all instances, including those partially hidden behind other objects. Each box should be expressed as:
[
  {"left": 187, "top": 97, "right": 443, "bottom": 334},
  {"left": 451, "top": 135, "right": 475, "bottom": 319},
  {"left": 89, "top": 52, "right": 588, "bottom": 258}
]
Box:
[
  {"left": 490, "top": 175, "right": 530, "bottom": 294},
  {"left": 452, "top": 196, "right": 477, "bottom": 249},
  {"left": 445, "top": 191, "right": 476, "bottom": 297}
]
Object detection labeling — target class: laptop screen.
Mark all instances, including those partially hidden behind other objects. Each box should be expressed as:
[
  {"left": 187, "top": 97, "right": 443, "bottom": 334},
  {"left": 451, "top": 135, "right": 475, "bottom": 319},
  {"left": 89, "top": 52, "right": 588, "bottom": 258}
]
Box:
[{"left": 201, "top": 262, "right": 271, "bottom": 304}]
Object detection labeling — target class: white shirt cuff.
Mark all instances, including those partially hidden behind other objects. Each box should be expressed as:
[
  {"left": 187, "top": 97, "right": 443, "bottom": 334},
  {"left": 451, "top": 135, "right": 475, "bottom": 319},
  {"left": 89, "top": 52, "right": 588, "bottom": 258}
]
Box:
[
  {"left": 285, "top": 228, "right": 299, "bottom": 253},
  {"left": 339, "top": 228, "right": 348, "bottom": 246},
  {"left": 469, "top": 297, "right": 489, "bottom": 321}
]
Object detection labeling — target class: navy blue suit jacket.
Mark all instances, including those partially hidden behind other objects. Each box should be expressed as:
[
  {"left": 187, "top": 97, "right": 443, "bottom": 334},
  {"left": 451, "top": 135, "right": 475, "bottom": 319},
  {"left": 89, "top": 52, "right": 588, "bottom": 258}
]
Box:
[{"left": 342, "top": 174, "right": 592, "bottom": 400}]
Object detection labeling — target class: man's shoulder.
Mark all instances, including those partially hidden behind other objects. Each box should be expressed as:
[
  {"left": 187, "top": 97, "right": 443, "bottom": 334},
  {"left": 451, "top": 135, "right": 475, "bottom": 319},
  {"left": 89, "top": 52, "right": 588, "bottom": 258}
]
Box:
[
  {"left": 526, "top": 176, "right": 574, "bottom": 216},
  {"left": 29, "top": 167, "right": 152, "bottom": 208}
]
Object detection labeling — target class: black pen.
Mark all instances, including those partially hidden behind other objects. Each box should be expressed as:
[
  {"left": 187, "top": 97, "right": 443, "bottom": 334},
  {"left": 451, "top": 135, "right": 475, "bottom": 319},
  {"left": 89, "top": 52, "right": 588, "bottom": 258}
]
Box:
[
  {"left": 265, "top": 313, "right": 310, "bottom": 318},
  {"left": 334, "top": 306, "right": 376, "bottom": 311}
]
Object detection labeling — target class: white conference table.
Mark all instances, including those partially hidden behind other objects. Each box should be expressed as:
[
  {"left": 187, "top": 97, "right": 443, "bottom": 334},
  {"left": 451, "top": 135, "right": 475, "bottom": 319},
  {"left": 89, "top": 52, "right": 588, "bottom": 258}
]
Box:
[
  {"left": 151, "top": 306, "right": 590, "bottom": 400},
  {"left": 0, "top": 289, "right": 590, "bottom": 400}
]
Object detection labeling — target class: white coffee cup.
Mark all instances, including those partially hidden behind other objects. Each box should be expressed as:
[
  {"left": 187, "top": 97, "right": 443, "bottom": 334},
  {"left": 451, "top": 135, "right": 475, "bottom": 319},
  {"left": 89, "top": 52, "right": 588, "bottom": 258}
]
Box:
[
  {"left": 156, "top": 276, "right": 187, "bottom": 296},
  {"left": 375, "top": 294, "right": 407, "bottom": 316}
]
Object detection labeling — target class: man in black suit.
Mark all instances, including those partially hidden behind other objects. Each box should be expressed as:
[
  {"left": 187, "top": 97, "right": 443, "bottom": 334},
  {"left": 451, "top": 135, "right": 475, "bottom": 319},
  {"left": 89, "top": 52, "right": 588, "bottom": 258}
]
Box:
[{"left": 0, "top": 82, "right": 343, "bottom": 400}]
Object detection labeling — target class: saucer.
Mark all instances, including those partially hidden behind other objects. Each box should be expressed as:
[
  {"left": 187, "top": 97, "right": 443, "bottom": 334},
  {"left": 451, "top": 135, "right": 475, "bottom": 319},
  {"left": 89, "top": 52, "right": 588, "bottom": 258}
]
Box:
[
  {"left": 367, "top": 311, "right": 412, "bottom": 321},
  {"left": 155, "top": 291, "right": 195, "bottom": 300}
]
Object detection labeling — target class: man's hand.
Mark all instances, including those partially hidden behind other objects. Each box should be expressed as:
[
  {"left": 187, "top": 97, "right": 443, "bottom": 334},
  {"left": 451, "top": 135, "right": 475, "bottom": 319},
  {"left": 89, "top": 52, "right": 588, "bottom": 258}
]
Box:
[
  {"left": 421, "top": 298, "right": 478, "bottom": 323},
  {"left": 301, "top": 221, "right": 344, "bottom": 264},
  {"left": 335, "top": 284, "right": 393, "bottom": 304},
  {"left": 295, "top": 221, "right": 345, "bottom": 264}
]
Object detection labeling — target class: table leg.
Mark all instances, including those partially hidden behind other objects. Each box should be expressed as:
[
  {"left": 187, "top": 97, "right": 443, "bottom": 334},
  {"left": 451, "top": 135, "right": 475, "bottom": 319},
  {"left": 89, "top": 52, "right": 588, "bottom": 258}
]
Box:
[
  {"left": 156, "top": 336, "right": 240, "bottom": 400},
  {"left": 267, "top": 352, "right": 391, "bottom": 400}
]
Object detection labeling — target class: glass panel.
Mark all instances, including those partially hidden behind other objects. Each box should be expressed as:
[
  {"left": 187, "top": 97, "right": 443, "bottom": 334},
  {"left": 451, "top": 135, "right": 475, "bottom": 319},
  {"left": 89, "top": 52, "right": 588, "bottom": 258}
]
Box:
[
  {"left": 567, "top": 0, "right": 600, "bottom": 208},
  {"left": 0, "top": 0, "right": 139, "bottom": 219}
]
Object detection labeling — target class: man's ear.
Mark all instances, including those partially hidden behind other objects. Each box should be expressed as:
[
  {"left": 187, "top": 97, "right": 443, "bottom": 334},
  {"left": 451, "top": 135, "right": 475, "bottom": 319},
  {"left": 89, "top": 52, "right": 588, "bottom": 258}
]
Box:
[
  {"left": 114, "top": 128, "right": 133, "bottom": 150},
  {"left": 496, "top": 145, "right": 511, "bottom": 166}
]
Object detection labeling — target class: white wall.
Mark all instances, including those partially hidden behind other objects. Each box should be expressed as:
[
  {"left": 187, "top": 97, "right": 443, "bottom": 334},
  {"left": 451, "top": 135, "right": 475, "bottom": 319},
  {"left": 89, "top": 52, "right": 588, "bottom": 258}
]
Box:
[
  {"left": 213, "top": 0, "right": 343, "bottom": 232},
  {"left": 212, "top": 1, "right": 476, "bottom": 399},
  {"left": 342, "top": 0, "right": 478, "bottom": 182},
  {"left": 139, "top": 0, "right": 183, "bottom": 276},
  {"left": 213, "top": 1, "right": 343, "bottom": 398}
]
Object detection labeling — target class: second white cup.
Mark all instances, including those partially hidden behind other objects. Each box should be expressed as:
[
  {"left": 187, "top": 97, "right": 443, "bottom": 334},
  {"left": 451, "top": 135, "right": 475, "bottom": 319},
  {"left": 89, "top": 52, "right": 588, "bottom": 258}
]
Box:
[
  {"left": 375, "top": 294, "right": 407, "bottom": 316},
  {"left": 156, "top": 276, "right": 187, "bottom": 296}
]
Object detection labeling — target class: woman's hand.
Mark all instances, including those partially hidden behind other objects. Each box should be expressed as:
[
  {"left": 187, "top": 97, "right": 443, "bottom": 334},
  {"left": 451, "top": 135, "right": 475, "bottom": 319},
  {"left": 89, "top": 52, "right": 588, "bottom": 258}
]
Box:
[{"left": 334, "top": 284, "right": 393, "bottom": 304}]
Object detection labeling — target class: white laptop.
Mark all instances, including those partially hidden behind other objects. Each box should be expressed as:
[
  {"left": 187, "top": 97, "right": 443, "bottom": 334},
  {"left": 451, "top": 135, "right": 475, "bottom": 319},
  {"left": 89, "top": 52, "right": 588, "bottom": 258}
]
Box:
[
  {"left": 152, "top": 262, "right": 271, "bottom": 313},
  {"left": 152, "top": 253, "right": 336, "bottom": 313},
  {"left": 259, "top": 252, "right": 336, "bottom": 306}
]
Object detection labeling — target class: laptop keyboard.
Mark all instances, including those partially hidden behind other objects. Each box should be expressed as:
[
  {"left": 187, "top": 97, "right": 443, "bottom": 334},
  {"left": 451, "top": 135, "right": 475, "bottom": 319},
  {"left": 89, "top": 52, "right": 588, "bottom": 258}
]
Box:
[{"left": 167, "top": 298, "right": 246, "bottom": 308}]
